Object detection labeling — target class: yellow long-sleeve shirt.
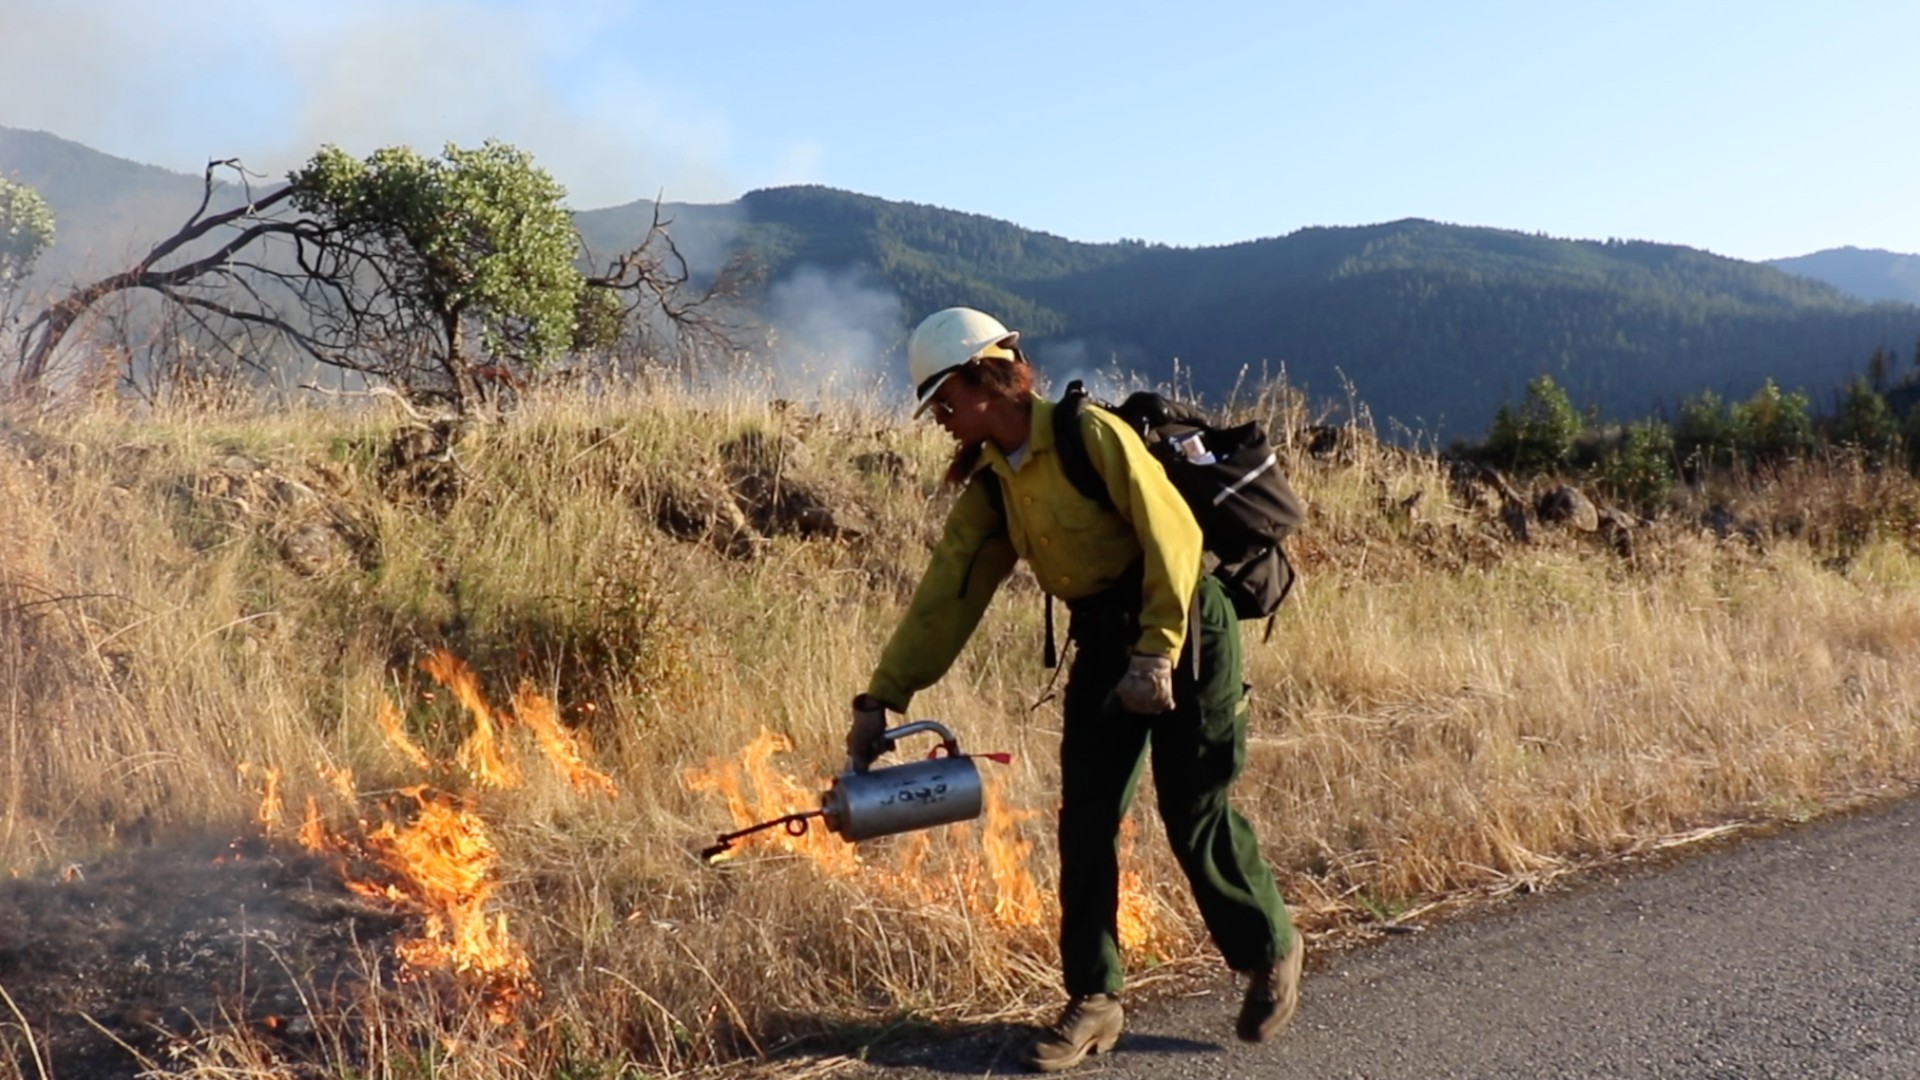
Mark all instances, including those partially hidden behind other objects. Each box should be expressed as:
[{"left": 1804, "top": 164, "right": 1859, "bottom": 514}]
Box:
[{"left": 866, "top": 394, "right": 1203, "bottom": 711}]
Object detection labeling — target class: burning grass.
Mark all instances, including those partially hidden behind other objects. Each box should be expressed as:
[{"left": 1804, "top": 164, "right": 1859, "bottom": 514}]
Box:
[{"left": 4, "top": 382, "right": 1920, "bottom": 1079}]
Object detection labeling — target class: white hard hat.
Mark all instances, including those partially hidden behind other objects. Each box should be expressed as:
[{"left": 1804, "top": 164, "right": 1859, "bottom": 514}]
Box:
[{"left": 905, "top": 307, "right": 1020, "bottom": 416}]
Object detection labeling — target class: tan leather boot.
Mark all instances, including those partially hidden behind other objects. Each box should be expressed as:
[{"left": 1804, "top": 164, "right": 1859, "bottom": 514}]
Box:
[
  {"left": 1021, "top": 993, "right": 1124, "bottom": 1072},
  {"left": 1235, "top": 930, "right": 1305, "bottom": 1042}
]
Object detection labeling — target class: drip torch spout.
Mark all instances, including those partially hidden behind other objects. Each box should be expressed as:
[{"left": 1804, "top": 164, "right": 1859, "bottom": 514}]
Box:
[{"left": 699, "top": 809, "right": 823, "bottom": 863}]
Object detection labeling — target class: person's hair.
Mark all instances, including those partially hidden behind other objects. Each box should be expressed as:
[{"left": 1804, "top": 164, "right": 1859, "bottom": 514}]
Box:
[
  {"left": 942, "top": 351, "right": 1035, "bottom": 486},
  {"left": 960, "top": 349, "right": 1034, "bottom": 399}
]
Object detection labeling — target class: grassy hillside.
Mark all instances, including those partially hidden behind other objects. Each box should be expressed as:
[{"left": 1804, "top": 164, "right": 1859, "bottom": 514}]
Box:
[{"left": 5, "top": 380, "right": 1920, "bottom": 1077}]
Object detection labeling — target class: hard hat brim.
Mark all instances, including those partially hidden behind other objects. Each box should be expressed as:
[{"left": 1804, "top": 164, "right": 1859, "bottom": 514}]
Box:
[
  {"left": 911, "top": 368, "right": 961, "bottom": 418},
  {"left": 909, "top": 331, "right": 1019, "bottom": 417}
]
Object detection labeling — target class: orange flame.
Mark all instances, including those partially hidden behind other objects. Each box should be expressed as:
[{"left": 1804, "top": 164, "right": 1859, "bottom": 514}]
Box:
[
  {"left": 1115, "top": 818, "right": 1164, "bottom": 953},
  {"left": 363, "top": 786, "right": 530, "bottom": 986},
  {"left": 298, "top": 795, "right": 329, "bottom": 853},
  {"left": 247, "top": 652, "right": 624, "bottom": 1021},
  {"left": 512, "top": 682, "right": 617, "bottom": 798},
  {"left": 421, "top": 651, "right": 522, "bottom": 789},
  {"left": 255, "top": 766, "right": 284, "bottom": 831},
  {"left": 683, "top": 728, "right": 859, "bottom": 873},
  {"left": 376, "top": 696, "right": 434, "bottom": 771},
  {"left": 681, "top": 726, "right": 1181, "bottom": 947},
  {"left": 980, "top": 785, "right": 1046, "bottom": 928}
]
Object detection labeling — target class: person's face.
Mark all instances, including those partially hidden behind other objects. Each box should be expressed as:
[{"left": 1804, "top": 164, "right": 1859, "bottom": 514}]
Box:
[{"left": 926, "top": 373, "right": 987, "bottom": 443}]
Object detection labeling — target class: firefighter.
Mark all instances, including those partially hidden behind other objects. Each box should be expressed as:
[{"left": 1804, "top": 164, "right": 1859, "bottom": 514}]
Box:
[{"left": 845, "top": 307, "right": 1303, "bottom": 1071}]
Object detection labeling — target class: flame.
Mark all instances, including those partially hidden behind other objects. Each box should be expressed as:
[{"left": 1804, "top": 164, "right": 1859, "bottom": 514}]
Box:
[
  {"left": 363, "top": 786, "right": 531, "bottom": 989},
  {"left": 682, "top": 728, "right": 859, "bottom": 874},
  {"left": 681, "top": 726, "right": 1177, "bottom": 948},
  {"left": 321, "top": 765, "right": 357, "bottom": 801},
  {"left": 1115, "top": 818, "right": 1164, "bottom": 952},
  {"left": 244, "top": 651, "right": 624, "bottom": 1021},
  {"left": 422, "top": 651, "right": 522, "bottom": 789},
  {"left": 376, "top": 696, "right": 433, "bottom": 770},
  {"left": 980, "top": 785, "right": 1045, "bottom": 928},
  {"left": 297, "top": 796, "right": 329, "bottom": 853},
  {"left": 255, "top": 766, "right": 284, "bottom": 831},
  {"left": 512, "top": 682, "right": 617, "bottom": 798}
]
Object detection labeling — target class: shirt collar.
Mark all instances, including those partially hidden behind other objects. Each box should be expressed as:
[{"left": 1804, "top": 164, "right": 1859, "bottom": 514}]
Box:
[{"left": 974, "top": 393, "right": 1052, "bottom": 477}]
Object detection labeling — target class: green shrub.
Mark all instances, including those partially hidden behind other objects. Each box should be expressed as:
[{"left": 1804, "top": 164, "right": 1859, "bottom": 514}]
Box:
[{"left": 1484, "top": 374, "right": 1581, "bottom": 474}]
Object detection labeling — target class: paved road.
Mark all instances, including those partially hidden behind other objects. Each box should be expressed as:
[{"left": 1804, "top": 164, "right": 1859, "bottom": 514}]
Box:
[{"left": 852, "top": 795, "right": 1920, "bottom": 1079}]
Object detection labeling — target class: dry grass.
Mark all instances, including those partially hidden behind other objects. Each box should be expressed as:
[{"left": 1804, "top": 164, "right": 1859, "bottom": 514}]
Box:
[{"left": 4, "top": 379, "right": 1920, "bottom": 1078}]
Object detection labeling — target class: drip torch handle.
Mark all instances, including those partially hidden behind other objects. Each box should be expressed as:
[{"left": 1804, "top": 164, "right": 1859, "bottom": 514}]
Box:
[{"left": 876, "top": 719, "right": 959, "bottom": 750}]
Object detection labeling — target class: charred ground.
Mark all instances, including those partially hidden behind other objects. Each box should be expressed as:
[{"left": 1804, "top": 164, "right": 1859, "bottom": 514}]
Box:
[{"left": 0, "top": 833, "right": 405, "bottom": 1080}]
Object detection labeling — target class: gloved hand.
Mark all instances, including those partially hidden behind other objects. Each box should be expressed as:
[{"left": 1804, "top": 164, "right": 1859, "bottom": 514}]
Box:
[
  {"left": 845, "top": 694, "right": 892, "bottom": 772},
  {"left": 1114, "top": 653, "right": 1176, "bottom": 714}
]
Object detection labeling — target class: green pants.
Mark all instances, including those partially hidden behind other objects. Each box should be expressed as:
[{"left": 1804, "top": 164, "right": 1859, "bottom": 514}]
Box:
[{"left": 1058, "top": 573, "right": 1293, "bottom": 996}]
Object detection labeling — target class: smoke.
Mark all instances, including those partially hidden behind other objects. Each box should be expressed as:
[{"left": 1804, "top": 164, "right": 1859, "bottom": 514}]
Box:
[
  {"left": 762, "top": 266, "right": 905, "bottom": 403},
  {"left": 1029, "top": 337, "right": 1131, "bottom": 403},
  {"left": 0, "top": 0, "right": 774, "bottom": 208}
]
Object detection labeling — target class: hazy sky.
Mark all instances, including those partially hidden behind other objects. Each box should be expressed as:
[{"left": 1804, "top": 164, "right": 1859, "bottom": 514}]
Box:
[{"left": 2, "top": 0, "right": 1915, "bottom": 261}]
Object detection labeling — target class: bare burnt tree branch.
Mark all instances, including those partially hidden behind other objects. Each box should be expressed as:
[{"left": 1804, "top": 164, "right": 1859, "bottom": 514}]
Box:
[
  {"left": 584, "top": 198, "right": 754, "bottom": 370},
  {"left": 12, "top": 164, "right": 303, "bottom": 391},
  {"left": 10, "top": 160, "right": 756, "bottom": 407},
  {"left": 148, "top": 287, "right": 333, "bottom": 367}
]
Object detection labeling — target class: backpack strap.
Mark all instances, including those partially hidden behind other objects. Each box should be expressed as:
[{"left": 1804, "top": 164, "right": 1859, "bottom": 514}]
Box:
[
  {"left": 1053, "top": 380, "right": 1199, "bottom": 680},
  {"left": 1052, "top": 381, "right": 1114, "bottom": 510},
  {"left": 1046, "top": 383, "right": 1104, "bottom": 670}
]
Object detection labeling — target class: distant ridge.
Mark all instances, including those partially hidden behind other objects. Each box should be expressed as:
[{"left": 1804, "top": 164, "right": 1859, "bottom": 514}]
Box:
[
  {"left": 1769, "top": 247, "right": 1920, "bottom": 306},
  {"left": 0, "top": 126, "right": 215, "bottom": 278}
]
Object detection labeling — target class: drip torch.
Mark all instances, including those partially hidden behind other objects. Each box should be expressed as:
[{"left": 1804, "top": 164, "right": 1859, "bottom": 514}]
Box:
[{"left": 700, "top": 720, "right": 1010, "bottom": 862}]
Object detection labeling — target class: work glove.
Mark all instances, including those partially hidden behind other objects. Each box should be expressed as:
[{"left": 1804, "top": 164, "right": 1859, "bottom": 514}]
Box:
[
  {"left": 845, "top": 694, "right": 892, "bottom": 772},
  {"left": 1113, "top": 653, "right": 1176, "bottom": 714}
]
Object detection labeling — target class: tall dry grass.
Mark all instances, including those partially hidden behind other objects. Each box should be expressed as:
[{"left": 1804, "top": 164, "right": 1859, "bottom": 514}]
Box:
[{"left": 3, "top": 379, "right": 1919, "bottom": 1077}]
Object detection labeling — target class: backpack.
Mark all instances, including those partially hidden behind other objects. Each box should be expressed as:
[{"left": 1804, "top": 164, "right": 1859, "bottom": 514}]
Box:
[{"left": 1050, "top": 380, "right": 1304, "bottom": 622}]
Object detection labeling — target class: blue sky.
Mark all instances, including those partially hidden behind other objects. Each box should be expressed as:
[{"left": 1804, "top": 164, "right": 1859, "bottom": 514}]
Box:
[{"left": 2, "top": 0, "right": 1916, "bottom": 261}]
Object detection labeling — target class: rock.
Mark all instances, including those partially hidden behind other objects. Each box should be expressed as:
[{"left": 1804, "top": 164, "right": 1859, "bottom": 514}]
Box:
[
  {"left": 1598, "top": 507, "right": 1636, "bottom": 555},
  {"left": 1500, "top": 499, "right": 1531, "bottom": 543},
  {"left": 279, "top": 523, "right": 348, "bottom": 576},
  {"left": 853, "top": 450, "right": 910, "bottom": 482},
  {"left": 269, "top": 477, "right": 321, "bottom": 509},
  {"left": 1535, "top": 484, "right": 1599, "bottom": 532},
  {"left": 720, "top": 430, "right": 810, "bottom": 473},
  {"left": 653, "top": 477, "right": 759, "bottom": 558},
  {"left": 731, "top": 468, "right": 868, "bottom": 541}
]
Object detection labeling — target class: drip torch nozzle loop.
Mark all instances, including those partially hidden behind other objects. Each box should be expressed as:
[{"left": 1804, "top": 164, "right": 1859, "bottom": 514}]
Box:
[{"left": 699, "top": 809, "right": 823, "bottom": 863}]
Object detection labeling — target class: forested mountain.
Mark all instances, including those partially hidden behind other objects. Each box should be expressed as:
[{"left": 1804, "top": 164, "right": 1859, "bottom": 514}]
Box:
[
  {"left": 580, "top": 189, "right": 1920, "bottom": 438},
  {"left": 8, "top": 125, "right": 1920, "bottom": 440},
  {"left": 1769, "top": 247, "right": 1920, "bottom": 305}
]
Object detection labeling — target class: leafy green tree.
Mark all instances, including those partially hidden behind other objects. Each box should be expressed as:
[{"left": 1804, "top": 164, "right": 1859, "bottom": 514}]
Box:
[
  {"left": 290, "top": 141, "right": 601, "bottom": 410},
  {"left": 1674, "top": 389, "right": 1738, "bottom": 473},
  {"left": 1483, "top": 373, "right": 1582, "bottom": 473},
  {"left": 1597, "top": 419, "right": 1675, "bottom": 509},
  {"left": 1867, "top": 346, "right": 1892, "bottom": 393},
  {"left": 1731, "top": 378, "right": 1815, "bottom": 463},
  {"left": 1903, "top": 405, "right": 1920, "bottom": 475},
  {"left": 1829, "top": 376, "right": 1898, "bottom": 455},
  {"left": 0, "top": 177, "right": 55, "bottom": 289}
]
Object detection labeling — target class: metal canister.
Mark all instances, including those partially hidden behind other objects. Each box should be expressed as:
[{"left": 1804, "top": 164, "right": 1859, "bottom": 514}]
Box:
[{"left": 820, "top": 720, "right": 984, "bottom": 842}]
